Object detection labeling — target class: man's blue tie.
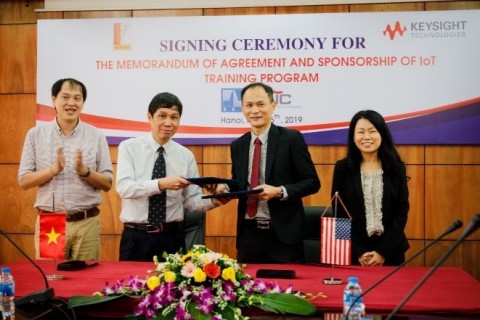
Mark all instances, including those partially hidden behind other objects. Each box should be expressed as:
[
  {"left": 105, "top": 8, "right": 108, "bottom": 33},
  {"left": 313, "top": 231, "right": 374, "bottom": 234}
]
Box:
[{"left": 148, "top": 146, "right": 166, "bottom": 227}]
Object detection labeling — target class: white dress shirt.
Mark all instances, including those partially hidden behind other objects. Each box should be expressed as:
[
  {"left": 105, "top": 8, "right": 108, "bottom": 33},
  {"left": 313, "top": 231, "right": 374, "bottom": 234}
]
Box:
[{"left": 116, "top": 134, "right": 216, "bottom": 224}]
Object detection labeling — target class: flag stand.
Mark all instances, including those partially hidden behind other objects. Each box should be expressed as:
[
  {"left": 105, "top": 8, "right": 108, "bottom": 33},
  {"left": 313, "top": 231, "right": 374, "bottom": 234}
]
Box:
[
  {"left": 46, "top": 259, "right": 63, "bottom": 281},
  {"left": 322, "top": 192, "right": 352, "bottom": 285}
]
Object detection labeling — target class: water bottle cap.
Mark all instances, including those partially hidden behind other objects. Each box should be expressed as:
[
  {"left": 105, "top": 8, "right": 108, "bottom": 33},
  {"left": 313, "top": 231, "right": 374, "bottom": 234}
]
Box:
[
  {"left": 1, "top": 267, "right": 11, "bottom": 273},
  {"left": 348, "top": 276, "right": 358, "bottom": 283}
]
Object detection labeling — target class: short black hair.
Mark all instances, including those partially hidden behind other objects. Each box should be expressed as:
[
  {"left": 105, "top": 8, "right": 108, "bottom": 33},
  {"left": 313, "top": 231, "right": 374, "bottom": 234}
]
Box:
[
  {"left": 241, "top": 82, "right": 274, "bottom": 103},
  {"left": 51, "top": 78, "right": 87, "bottom": 101},
  {"left": 148, "top": 92, "right": 183, "bottom": 116}
]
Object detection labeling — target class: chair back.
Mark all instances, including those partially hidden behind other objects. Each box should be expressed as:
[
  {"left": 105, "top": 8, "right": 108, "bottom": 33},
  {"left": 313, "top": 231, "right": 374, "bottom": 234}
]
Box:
[{"left": 184, "top": 209, "right": 205, "bottom": 250}]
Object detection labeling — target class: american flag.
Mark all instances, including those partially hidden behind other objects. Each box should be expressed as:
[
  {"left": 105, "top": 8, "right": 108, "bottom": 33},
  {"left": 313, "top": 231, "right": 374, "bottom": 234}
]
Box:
[
  {"left": 322, "top": 313, "right": 342, "bottom": 320},
  {"left": 321, "top": 217, "right": 352, "bottom": 265}
]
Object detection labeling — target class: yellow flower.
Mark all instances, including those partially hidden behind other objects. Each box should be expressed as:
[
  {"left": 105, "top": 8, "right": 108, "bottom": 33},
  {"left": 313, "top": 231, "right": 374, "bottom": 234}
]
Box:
[
  {"left": 146, "top": 275, "right": 160, "bottom": 290},
  {"left": 164, "top": 271, "right": 176, "bottom": 283},
  {"left": 193, "top": 267, "right": 206, "bottom": 282},
  {"left": 181, "top": 253, "right": 193, "bottom": 264},
  {"left": 221, "top": 266, "right": 236, "bottom": 282}
]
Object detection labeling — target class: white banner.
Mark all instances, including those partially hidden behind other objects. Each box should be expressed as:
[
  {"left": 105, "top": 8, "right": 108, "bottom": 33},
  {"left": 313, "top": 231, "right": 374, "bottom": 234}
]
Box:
[{"left": 37, "top": 11, "right": 480, "bottom": 145}]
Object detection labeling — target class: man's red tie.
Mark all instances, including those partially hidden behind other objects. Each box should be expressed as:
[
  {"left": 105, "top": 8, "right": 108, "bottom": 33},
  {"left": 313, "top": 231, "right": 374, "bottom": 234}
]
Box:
[{"left": 246, "top": 138, "right": 262, "bottom": 218}]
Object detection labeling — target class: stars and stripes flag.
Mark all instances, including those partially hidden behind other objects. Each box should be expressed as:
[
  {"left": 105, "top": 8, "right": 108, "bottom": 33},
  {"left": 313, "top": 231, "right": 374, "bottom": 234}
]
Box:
[
  {"left": 321, "top": 216, "right": 352, "bottom": 265},
  {"left": 323, "top": 313, "right": 342, "bottom": 320},
  {"left": 39, "top": 213, "right": 66, "bottom": 259}
]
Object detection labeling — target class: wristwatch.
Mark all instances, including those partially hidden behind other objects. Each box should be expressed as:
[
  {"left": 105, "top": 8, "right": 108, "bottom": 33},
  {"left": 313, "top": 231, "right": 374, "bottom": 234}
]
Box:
[
  {"left": 279, "top": 186, "right": 285, "bottom": 199},
  {"left": 79, "top": 167, "right": 91, "bottom": 177}
]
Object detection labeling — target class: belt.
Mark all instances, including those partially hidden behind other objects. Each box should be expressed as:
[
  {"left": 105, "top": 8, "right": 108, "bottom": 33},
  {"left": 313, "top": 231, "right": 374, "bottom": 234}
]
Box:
[
  {"left": 38, "top": 207, "right": 100, "bottom": 222},
  {"left": 244, "top": 219, "right": 272, "bottom": 230},
  {"left": 124, "top": 221, "right": 183, "bottom": 234}
]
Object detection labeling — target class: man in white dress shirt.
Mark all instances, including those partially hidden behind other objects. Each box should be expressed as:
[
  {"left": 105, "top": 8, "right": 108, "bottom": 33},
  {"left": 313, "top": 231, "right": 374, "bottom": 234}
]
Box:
[{"left": 116, "top": 92, "right": 225, "bottom": 261}]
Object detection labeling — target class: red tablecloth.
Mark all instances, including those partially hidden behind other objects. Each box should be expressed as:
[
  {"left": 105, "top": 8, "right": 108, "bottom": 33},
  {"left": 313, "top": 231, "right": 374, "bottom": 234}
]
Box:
[{"left": 6, "top": 259, "right": 480, "bottom": 315}]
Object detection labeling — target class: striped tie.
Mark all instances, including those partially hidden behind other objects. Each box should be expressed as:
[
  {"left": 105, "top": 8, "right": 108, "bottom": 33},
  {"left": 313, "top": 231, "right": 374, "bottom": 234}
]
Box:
[{"left": 246, "top": 138, "right": 261, "bottom": 218}]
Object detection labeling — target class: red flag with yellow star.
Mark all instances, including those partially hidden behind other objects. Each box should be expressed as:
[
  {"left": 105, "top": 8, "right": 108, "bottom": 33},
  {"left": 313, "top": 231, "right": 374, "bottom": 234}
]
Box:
[{"left": 39, "top": 213, "right": 66, "bottom": 259}]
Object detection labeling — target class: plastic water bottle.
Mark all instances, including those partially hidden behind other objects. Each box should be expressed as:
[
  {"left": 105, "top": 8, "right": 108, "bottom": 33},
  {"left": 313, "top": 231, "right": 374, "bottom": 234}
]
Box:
[
  {"left": 0, "top": 267, "right": 15, "bottom": 320},
  {"left": 343, "top": 276, "right": 365, "bottom": 320}
]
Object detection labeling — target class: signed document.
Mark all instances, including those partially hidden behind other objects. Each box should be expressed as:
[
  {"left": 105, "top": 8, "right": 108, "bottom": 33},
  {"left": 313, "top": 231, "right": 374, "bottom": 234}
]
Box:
[
  {"left": 202, "top": 188, "right": 263, "bottom": 199},
  {"left": 186, "top": 177, "right": 238, "bottom": 187}
]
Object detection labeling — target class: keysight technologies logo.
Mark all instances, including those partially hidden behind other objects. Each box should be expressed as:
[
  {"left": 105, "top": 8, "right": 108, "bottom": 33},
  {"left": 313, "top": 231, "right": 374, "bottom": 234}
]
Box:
[
  {"left": 113, "top": 23, "right": 131, "bottom": 50},
  {"left": 383, "top": 19, "right": 468, "bottom": 40},
  {"left": 383, "top": 21, "right": 407, "bottom": 40},
  {"left": 221, "top": 88, "right": 242, "bottom": 113}
]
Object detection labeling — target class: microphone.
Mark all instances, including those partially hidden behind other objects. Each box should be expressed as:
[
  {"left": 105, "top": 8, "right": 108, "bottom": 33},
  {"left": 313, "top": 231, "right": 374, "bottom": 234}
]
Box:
[
  {"left": 386, "top": 214, "right": 480, "bottom": 319},
  {"left": 345, "top": 219, "right": 463, "bottom": 319},
  {"left": 0, "top": 229, "right": 55, "bottom": 307}
]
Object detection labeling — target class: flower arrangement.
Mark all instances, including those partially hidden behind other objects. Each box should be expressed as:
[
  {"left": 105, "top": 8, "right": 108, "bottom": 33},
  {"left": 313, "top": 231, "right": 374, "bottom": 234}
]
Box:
[{"left": 69, "top": 245, "right": 321, "bottom": 319}]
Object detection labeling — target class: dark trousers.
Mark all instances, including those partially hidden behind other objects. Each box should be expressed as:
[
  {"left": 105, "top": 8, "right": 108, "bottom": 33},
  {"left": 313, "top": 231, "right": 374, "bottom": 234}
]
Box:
[
  {"left": 119, "top": 227, "right": 185, "bottom": 262},
  {"left": 237, "top": 220, "right": 304, "bottom": 263}
]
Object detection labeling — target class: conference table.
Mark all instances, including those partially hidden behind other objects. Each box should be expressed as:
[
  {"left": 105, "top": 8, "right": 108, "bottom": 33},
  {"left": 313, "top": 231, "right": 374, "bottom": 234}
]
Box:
[{"left": 6, "top": 259, "right": 480, "bottom": 319}]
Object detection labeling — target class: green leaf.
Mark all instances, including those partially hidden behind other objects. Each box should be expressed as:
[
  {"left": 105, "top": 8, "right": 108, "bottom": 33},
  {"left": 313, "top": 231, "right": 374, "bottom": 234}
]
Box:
[
  {"left": 68, "top": 295, "right": 129, "bottom": 308},
  {"left": 155, "top": 310, "right": 175, "bottom": 320},
  {"left": 216, "top": 303, "right": 243, "bottom": 319},
  {"left": 186, "top": 302, "right": 213, "bottom": 320},
  {"left": 254, "top": 293, "right": 317, "bottom": 316}
]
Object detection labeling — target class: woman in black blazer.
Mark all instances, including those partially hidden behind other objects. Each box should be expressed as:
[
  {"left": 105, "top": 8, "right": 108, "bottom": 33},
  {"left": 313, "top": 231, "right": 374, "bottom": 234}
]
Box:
[{"left": 332, "top": 110, "right": 410, "bottom": 266}]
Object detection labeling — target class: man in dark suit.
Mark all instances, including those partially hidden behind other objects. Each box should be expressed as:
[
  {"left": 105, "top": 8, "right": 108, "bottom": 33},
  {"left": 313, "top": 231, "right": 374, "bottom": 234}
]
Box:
[{"left": 228, "top": 82, "right": 320, "bottom": 263}]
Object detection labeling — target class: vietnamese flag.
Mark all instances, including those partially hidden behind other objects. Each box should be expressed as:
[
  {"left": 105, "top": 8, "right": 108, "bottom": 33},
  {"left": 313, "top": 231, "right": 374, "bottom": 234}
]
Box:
[{"left": 39, "top": 213, "right": 66, "bottom": 259}]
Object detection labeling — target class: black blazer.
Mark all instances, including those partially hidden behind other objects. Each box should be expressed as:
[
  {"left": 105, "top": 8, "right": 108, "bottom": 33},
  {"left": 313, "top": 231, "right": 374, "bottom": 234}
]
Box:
[
  {"left": 231, "top": 124, "right": 320, "bottom": 246},
  {"left": 331, "top": 158, "right": 410, "bottom": 265}
]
